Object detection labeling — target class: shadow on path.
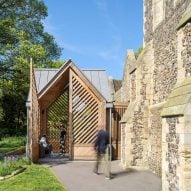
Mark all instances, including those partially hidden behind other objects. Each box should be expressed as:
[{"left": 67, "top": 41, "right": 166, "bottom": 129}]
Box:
[
  {"left": 48, "top": 160, "right": 162, "bottom": 191},
  {"left": 111, "top": 168, "right": 137, "bottom": 179}
]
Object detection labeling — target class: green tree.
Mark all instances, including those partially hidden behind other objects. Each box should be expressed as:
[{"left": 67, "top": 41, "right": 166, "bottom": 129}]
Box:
[
  {"left": 0, "top": 0, "right": 62, "bottom": 136},
  {"left": 135, "top": 46, "right": 143, "bottom": 58}
]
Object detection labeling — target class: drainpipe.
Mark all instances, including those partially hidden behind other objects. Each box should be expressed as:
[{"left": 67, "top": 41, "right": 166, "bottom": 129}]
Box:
[
  {"left": 106, "top": 102, "right": 113, "bottom": 161},
  {"left": 109, "top": 106, "right": 112, "bottom": 161}
]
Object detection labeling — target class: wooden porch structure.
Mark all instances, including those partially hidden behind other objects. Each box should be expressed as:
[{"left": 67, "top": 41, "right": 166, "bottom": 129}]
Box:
[
  {"left": 26, "top": 59, "right": 127, "bottom": 162},
  {"left": 112, "top": 104, "right": 128, "bottom": 159}
]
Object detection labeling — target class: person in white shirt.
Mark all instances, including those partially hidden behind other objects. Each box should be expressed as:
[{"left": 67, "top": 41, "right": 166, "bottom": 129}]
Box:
[
  {"left": 40, "top": 135, "right": 48, "bottom": 148},
  {"left": 39, "top": 135, "right": 52, "bottom": 155}
]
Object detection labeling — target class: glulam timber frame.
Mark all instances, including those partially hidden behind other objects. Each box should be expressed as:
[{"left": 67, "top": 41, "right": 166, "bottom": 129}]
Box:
[
  {"left": 27, "top": 60, "right": 107, "bottom": 161},
  {"left": 27, "top": 60, "right": 128, "bottom": 161}
]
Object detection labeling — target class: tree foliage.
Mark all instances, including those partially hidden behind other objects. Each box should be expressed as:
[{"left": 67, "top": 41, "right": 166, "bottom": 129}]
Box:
[
  {"left": 135, "top": 46, "right": 143, "bottom": 58},
  {"left": 0, "top": 0, "right": 62, "bottom": 136}
]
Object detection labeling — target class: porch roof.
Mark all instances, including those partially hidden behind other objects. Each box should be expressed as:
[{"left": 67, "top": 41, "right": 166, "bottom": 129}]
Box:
[{"left": 34, "top": 63, "right": 112, "bottom": 102}]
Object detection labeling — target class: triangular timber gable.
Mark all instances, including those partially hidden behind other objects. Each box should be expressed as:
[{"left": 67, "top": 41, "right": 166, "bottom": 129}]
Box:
[
  {"left": 38, "top": 59, "right": 106, "bottom": 103},
  {"left": 35, "top": 59, "right": 108, "bottom": 160}
]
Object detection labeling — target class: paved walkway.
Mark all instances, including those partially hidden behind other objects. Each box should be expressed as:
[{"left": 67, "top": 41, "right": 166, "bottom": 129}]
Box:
[{"left": 40, "top": 158, "right": 161, "bottom": 191}]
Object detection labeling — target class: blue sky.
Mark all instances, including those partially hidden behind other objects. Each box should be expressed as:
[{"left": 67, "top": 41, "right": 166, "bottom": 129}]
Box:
[{"left": 43, "top": 0, "right": 143, "bottom": 79}]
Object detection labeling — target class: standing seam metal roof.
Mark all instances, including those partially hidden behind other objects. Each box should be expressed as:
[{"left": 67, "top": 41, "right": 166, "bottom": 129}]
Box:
[{"left": 34, "top": 68, "right": 112, "bottom": 102}]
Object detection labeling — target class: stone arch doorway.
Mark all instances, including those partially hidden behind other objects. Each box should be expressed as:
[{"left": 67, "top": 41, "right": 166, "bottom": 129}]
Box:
[{"left": 47, "top": 88, "right": 69, "bottom": 155}]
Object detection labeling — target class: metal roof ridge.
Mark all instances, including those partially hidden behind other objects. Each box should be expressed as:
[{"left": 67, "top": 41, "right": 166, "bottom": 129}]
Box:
[
  {"left": 34, "top": 68, "right": 106, "bottom": 71},
  {"left": 34, "top": 68, "right": 59, "bottom": 71},
  {"left": 34, "top": 68, "right": 106, "bottom": 72},
  {"left": 81, "top": 69, "right": 106, "bottom": 71}
]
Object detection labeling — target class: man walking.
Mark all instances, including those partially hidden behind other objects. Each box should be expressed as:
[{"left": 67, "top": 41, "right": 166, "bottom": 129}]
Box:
[{"left": 93, "top": 127, "right": 111, "bottom": 179}]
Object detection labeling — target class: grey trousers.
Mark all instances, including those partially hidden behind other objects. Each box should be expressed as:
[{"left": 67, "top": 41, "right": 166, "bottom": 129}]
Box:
[{"left": 94, "top": 147, "right": 110, "bottom": 178}]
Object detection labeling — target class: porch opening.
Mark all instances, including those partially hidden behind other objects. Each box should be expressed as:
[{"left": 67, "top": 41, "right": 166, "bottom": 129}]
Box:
[{"left": 47, "top": 88, "right": 69, "bottom": 155}]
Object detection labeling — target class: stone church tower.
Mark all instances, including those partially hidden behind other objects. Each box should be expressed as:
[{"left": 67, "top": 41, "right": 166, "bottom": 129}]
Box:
[{"left": 118, "top": 0, "right": 191, "bottom": 190}]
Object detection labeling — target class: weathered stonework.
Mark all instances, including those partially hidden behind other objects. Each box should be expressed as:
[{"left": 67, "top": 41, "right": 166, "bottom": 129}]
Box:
[
  {"left": 144, "top": 0, "right": 153, "bottom": 43},
  {"left": 153, "top": 7, "right": 178, "bottom": 103},
  {"left": 131, "top": 109, "right": 144, "bottom": 165},
  {"left": 130, "top": 72, "right": 136, "bottom": 102},
  {"left": 153, "top": 0, "right": 164, "bottom": 30},
  {"left": 119, "top": 1, "right": 191, "bottom": 191},
  {"left": 165, "top": 117, "right": 180, "bottom": 191},
  {"left": 148, "top": 110, "right": 162, "bottom": 176},
  {"left": 182, "top": 23, "right": 191, "bottom": 77},
  {"left": 162, "top": 113, "right": 191, "bottom": 191},
  {"left": 115, "top": 50, "right": 135, "bottom": 103},
  {"left": 165, "top": 0, "right": 175, "bottom": 20},
  {"left": 120, "top": 44, "right": 154, "bottom": 169},
  {"left": 121, "top": 123, "right": 127, "bottom": 166}
]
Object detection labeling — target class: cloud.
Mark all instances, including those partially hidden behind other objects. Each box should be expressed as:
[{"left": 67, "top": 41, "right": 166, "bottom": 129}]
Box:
[
  {"left": 43, "top": 15, "right": 66, "bottom": 45},
  {"left": 61, "top": 34, "right": 123, "bottom": 64},
  {"left": 94, "top": 0, "right": 108, "bottom": 15},
  {"left": 43, "top": 8, "right": 123, "bottom": 64},
  {"left": 94, "top": 0, "right": 117, "bottom": 31},
  {"left": 98, "top": 45, "right": 120, "bottom": 60},
  {"left": 43, "top": 15, "right": 57, "bottom": 34},
  {"left": 43, "top": 16, "right": 90, "bottom": 56},
  {"left": 61, "top": 41, "right": 86, "bottom": 55},
  {"left": 98, "top": 35, "right": 122, "bottom": 61}
]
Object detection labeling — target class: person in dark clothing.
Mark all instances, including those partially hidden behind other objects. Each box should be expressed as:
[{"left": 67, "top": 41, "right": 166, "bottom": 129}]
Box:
[
  {"left": 60, "top": 127, "right": 66, "bottom": 155},
  {"left": 93, "top": 128, "right": 111, "bottom": 179}
]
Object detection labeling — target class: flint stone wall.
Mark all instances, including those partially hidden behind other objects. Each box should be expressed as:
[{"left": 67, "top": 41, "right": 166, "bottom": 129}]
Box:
[
  {"left": 163, "top": 117, "right": 180, "bottom": 191},
  {"left": 120, "top": 1, "right": 191, "bottom": 190}
]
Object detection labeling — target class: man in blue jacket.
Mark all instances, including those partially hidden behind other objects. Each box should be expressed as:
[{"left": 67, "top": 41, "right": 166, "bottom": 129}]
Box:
[{"left": 93, "top": 127, "right": 111, "bottom": 179}]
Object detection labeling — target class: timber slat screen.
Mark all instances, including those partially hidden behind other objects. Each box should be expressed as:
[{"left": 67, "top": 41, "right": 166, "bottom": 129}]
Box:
[
  {"left": 72, "top": 73, "right": 99, "bottom": 145},
  {"left": 69, "top": 70, "right": 103, "bottom": 159},
  {"left": 47, "top": 89, "right": 69, "bottom": 153},
  {"left": 112, "top": 104, "right": 128, "bottom": 159}
]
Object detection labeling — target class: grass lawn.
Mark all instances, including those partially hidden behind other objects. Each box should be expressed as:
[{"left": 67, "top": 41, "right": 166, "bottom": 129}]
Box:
[
  {"left": 0, "top": 136, "right": 26, "bottom": 153},
  {"left": 0, "top": 157, "right": 30, "bottom": 176},
  {"left": 0, "top": 164, "right": 67, "bottom": 191}
]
